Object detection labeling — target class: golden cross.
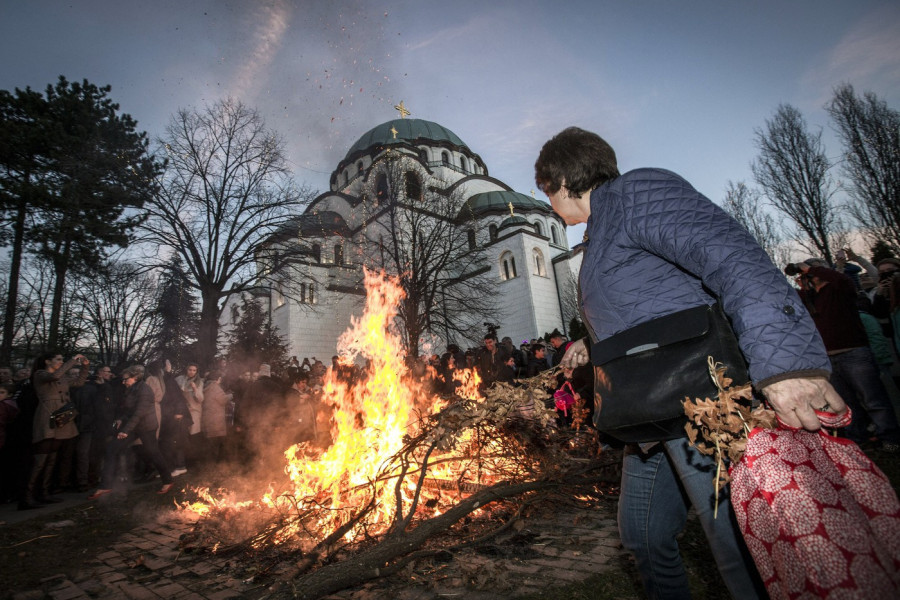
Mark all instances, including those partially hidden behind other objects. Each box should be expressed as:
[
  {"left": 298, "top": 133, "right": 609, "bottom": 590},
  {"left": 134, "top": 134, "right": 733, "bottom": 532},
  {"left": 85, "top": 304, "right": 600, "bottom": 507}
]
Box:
[
  {"left": 390, "top": 126, "right": 398, "bottom": 139},
  {"left": 394, "top": 101, "right": 411, "bottom": 119},
  {"left": 530, "top": 189, "right": 536, "bottom": 198},
  {"left": 508, "top": 202, "right": 515, "bottom": 217}
]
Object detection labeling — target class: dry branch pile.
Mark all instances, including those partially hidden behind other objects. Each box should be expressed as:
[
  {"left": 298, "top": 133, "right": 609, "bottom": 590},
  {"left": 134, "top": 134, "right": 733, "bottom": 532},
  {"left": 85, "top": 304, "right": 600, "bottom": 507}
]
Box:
[{"left": 179, "top": 369, "right": 620, "bottom": 599}]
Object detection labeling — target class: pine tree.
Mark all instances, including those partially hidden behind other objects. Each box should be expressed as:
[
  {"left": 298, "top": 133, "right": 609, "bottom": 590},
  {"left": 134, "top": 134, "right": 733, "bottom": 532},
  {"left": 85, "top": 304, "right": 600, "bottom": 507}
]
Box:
[
  {"left": 153, "top": 256, "right": 199, "bottom": 366},
  {"left": 223, "top": 294, "right": 290, "bottom": 377}
]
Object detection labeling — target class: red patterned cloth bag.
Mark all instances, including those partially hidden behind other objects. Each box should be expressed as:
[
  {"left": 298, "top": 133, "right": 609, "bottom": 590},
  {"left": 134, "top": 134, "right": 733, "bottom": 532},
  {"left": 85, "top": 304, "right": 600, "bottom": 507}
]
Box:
[{"left": 729, "top": 419, "right": 900, "bottom": 599}]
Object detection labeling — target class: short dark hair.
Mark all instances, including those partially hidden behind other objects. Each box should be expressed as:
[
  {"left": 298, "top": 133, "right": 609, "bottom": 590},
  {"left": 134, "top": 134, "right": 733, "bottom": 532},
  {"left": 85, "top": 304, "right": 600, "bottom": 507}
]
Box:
[{"left": 535, "top": 126, "right": 619, "bottom": 197}]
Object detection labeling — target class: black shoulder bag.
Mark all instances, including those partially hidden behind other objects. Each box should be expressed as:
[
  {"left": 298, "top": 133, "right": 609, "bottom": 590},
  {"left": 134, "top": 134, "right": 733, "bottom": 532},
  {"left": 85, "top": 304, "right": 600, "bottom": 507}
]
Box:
[{"left": 589, "top": 304, "right": 748, "bottom": 443}]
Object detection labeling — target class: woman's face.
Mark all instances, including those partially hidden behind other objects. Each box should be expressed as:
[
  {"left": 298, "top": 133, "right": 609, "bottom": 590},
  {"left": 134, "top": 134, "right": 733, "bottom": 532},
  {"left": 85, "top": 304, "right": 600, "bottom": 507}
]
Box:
[
  {"left": 45, "top": 355, "right": 64, "bottom": 373},
  {"left": 547, "top": 186, "right": 591, "bottom": 225}
]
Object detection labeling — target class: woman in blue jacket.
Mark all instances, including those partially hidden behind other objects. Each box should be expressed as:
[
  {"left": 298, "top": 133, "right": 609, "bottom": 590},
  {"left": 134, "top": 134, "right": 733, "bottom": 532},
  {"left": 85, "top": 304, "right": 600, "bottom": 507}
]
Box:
[{"left": 535, "top": 127, "right": 846, "bottom": 600}]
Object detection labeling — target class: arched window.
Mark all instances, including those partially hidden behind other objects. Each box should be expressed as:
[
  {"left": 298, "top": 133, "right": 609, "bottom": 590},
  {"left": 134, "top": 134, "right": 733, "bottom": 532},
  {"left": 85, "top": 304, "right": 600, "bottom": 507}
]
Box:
[
  {"left": 500, "top": 251, "right": 517, "bottom": 281},
  {"left": 376, "top": 173, "right": 389, "bottom": 204},
  {"left": 418, "top": 148, "right": 428, "bottom": 163},
  {"left": 274, "top": 282, "right": 286, "bottom": 308},
  {"left": 550, "top": 224, "right": 560, "bottom": 245},
  {"left": 357, "top": 160, "right": 364, "bottom": 174},
  {"left": 533, "top": 221, "right": 543, "bottom": 236},
  {"left": 299, "top": 282, "right": 317, "bottom": 305},
  {"left": 405, "top": 170, "right": 422, "bottom": 201},
  {"left": 460, "top": 156, "right": 467, "bottom": 172},
  {"left": 334, "top": 243, "right": 343, "bottom": 265},
  {"left": 441, "top": 151, "right": 450, "bottom": 166},
  {"left": 532, "top": 248, "right": 546, "bottom": 277},
  {"left": 311, "top": 243, "right": 321, "bottom": 263},
  {"left": 489, "top": 224, "right": 498, "bottom": 241},
  {"left": 467, "top": 229, "right": 476, "bottom": 250}
]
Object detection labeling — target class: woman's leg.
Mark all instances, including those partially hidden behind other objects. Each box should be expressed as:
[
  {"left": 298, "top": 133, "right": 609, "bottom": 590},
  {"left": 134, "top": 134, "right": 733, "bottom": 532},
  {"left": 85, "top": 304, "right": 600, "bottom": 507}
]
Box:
[
  {"left": 618, "top": 444, "right": 691, "bottom": 600},
  {"left": 664, "top": 437, "right": 765, "bottom": 600}
]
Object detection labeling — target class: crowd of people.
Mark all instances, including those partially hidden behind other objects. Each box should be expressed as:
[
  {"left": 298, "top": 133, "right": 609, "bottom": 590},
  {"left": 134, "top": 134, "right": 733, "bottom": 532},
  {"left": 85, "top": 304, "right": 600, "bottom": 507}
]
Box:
[{"left": 0, "top": 337, "right": 583, "bottom": 511}]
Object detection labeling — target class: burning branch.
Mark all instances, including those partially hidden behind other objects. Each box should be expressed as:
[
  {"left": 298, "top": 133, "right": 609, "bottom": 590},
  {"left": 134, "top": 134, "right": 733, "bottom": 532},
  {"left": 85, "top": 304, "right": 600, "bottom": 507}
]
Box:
[{"left": 180, "top": 270, "right": 619, "bottom": 598}]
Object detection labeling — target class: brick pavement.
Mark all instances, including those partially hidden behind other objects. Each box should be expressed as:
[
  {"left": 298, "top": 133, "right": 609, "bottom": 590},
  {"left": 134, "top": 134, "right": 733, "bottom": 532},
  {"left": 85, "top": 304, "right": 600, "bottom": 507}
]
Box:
[{"left": 11, "top": 497, "right": 632, "bottom": 600}]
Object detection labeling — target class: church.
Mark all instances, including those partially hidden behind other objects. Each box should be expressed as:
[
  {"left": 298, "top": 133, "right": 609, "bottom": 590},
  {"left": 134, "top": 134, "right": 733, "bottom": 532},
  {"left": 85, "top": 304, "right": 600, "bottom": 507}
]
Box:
[{"left": 223, "top": 108, "right": 583, "bottom": 361}]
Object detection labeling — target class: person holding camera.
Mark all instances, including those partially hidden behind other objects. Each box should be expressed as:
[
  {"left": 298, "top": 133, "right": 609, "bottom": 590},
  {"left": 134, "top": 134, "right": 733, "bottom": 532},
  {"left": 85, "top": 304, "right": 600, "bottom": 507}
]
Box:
[
  {"left": 21, "top": 352, "right": 89, "bottom": 508},
  {"left": 787, "top": 258, "right": 900, "bottom": 450}
]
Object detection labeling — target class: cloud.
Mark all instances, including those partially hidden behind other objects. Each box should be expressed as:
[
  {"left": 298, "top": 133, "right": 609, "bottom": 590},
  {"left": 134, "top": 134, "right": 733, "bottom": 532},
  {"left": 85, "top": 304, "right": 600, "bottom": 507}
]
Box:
[
  {"left": 803, "top": 5, "right": 900, "bottom": 104},
  {"left": 230, "top": 0, "right": 292, "bottom": 101}
]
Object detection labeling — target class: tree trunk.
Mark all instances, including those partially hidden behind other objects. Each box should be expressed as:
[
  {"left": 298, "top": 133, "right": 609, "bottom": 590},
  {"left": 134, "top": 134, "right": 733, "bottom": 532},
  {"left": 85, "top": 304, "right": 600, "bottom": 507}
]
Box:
[
  {"left": 47, "top": 238, "right": 71, "bottom": 349},
  {"left": 197, "top": 288, "right": 222, "bottom": 370},
  {"left": 0, "top": 195, "right": 28, "bottom": 365}
]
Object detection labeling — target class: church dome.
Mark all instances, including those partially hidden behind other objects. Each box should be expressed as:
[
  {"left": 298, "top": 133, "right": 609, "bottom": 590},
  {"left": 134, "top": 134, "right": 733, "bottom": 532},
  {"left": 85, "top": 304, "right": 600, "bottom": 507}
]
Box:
[
  {"left": 499, "top": 214, "right": 531, "bottom": 230},
  {"left": 297, "top": 210, "right": 350, "bottom": 237},
  {"left": 344, "top": 118, "right": 469, "bottom": 159},
  {"left": 460, "top": 190, "right": 553, "bottom": 218}
]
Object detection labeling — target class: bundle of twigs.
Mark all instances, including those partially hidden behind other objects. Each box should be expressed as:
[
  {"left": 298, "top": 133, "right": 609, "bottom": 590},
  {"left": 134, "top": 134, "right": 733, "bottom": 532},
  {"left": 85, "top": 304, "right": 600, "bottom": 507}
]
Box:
[{"left": 182, "top": 370, "right": 619, "bottom": 599}]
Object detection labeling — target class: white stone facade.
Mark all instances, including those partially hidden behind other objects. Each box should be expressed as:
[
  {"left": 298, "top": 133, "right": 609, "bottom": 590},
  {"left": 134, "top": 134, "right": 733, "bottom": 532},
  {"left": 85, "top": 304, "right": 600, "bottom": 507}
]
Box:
[{"left": 220, "top": 118, "right": 582, "bottom": 360}]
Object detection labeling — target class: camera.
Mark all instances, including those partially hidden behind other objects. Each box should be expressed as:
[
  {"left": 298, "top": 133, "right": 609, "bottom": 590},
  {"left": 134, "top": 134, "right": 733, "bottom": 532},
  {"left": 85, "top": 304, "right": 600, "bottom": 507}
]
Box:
[{"left": 784, "top": 263, "right": 803, "bottom": 277}]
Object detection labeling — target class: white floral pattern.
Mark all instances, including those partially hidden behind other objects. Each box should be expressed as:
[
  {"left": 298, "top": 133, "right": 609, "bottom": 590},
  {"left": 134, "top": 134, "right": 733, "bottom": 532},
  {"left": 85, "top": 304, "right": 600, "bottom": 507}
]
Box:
[{"left": 730, "top": 427, "right": 900, "bottom": 599}]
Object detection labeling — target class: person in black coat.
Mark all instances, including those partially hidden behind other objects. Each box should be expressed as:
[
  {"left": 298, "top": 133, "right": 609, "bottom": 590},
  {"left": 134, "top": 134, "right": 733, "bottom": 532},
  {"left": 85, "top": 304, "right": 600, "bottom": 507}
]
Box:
[
  {"left": 89, "top": 365, "right": 173, "bottom": 499},
  {"left": 159, "top": 360, "right": 192, "bottom": 476}
]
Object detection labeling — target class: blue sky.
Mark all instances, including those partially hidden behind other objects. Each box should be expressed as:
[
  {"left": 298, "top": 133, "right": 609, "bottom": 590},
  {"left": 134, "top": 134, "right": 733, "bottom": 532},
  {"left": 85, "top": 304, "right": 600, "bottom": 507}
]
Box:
[{"left": 2, "top": 0, "right": 899, "bottom": 246}]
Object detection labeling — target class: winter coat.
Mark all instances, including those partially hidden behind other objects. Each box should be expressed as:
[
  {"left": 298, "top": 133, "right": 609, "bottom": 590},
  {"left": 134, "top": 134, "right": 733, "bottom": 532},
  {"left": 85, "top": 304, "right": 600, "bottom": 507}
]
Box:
[
  {"left": 120, "top": 381, "right": 158, "bottom": 435},
  {"left": 32, "top": 359, "right": 88, "bottom": 442},
  {"left": 201, "top": 380, "right": 231, "bottom": 439},
  {"left": 579, "top": 168, "right": 830, "bottom": 387},
  {"left": 175, "top": 374, "right": 205, "bottom": 435}
]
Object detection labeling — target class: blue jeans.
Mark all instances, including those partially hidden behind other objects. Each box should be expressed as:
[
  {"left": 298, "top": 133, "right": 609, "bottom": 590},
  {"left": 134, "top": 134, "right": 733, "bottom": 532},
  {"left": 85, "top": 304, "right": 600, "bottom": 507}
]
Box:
[
  {"left": 618, "top": 438, "right": 764, "bottom": 600},
  {"left": 829, "top": 347, "right": 900, "bottom": 444}
]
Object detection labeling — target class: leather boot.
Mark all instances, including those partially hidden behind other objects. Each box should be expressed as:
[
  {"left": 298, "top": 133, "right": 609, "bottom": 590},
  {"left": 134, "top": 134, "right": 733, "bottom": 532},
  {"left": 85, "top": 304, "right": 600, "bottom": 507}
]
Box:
[
  {"left": 38, "top": 452, "right": 64, "bottom": 503},
  {"left": 20, "top": 454, "right": 48, "bottom": 510}
]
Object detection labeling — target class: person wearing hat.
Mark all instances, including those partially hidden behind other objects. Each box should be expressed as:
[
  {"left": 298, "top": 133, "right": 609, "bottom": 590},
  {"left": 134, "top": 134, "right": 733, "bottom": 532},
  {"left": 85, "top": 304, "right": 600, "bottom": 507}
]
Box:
[
  {"left": 89, "top": 365, "right": 174, "bottom": 499},
  {"left": 535, "top": 126, "right": 843, "bottom": 600}
]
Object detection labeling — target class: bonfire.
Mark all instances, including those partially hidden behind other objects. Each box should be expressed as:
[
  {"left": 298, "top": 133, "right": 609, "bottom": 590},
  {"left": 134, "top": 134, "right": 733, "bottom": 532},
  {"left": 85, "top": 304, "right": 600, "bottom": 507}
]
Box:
[{"left": 179, "top": 269, "right": 617, "bottom": 599}]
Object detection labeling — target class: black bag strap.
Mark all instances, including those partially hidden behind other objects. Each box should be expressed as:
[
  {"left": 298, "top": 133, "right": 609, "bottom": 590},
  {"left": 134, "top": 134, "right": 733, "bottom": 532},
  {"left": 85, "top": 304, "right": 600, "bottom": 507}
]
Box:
[{"left": 591, "top": 304, "right": 714, "bottom": 366}]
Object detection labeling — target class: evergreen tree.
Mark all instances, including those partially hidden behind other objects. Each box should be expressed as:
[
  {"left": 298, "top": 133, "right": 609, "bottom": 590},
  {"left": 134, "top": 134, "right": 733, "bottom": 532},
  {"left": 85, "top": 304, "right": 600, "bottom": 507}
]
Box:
[
  {"left": 223, "top": 294, "right": 290, "bottom": 377},
  {"left": 0, "top": 77, "right": 162, "bottom": 355},
  {"left": 152, "top": 256, "right": 199, "bottom": 365}
]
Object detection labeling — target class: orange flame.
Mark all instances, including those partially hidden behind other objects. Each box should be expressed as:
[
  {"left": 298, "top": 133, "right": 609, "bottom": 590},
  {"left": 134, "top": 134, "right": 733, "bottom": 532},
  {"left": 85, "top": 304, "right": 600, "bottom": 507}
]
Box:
[{"left": 182, "top": 269, "right": 507, "bottom": 545}]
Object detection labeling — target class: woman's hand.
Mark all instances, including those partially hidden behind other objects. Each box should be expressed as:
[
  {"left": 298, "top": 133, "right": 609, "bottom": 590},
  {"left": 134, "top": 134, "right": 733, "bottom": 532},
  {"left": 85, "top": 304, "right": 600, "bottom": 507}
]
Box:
[
  {"left": 560, "top": 338, "right": 589, "bottom": 369},
  {"left": 760, "top": 377, "right": 847, "bottom": 430},
  {"left": 117, "top": 432, "right": 128, "bottom": 440}
]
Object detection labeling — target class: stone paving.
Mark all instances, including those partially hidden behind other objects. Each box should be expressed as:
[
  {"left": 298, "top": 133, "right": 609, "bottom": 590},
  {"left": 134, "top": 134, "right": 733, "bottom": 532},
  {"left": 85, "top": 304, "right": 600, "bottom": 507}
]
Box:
[{"left": 9, "top": 496, "right": 632, "bottom": 600}]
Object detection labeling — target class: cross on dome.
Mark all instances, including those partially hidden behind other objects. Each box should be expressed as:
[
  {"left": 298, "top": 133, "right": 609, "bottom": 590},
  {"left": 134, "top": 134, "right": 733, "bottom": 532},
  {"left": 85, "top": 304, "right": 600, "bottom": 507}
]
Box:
[{"left": 393, "top": 101, "right": 411, "bottom": 119}]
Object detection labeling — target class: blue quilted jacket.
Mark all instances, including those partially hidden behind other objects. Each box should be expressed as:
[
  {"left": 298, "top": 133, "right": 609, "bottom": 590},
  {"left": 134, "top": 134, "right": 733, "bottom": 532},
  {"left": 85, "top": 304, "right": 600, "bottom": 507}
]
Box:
[{"left": 580, "top": 168, "right": 830, "bottom": 387}]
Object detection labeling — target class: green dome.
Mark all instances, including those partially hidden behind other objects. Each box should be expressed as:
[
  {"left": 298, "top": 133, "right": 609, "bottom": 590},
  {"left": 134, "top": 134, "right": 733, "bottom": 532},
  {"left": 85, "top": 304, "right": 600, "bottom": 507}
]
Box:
[
  {"left": 345, "top": 118, "right": 468, "bottom": 159},
  {"left": 499, "top": 215, "right": 531, "bottom": 229},
  {"left": 462, "top": 191, "right": 552, "bottom": 217}
]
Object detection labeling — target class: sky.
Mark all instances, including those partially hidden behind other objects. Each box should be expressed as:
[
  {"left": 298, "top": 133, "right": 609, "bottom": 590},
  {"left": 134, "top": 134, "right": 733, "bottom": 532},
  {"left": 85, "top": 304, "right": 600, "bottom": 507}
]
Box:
[{"left": 2, "top": 0, "right": 899, "bottom": 247}]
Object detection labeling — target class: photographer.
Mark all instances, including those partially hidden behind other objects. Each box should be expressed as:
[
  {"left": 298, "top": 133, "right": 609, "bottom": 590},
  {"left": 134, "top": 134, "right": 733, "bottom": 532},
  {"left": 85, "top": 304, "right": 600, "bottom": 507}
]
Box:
[{"left": 786, "top": 258, "right": 900, "bottom": 450}]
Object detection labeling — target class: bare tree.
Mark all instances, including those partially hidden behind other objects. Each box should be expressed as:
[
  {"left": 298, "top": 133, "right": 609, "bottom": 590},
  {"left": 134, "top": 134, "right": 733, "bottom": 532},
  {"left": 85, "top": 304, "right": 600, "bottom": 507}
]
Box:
[
  {"left": 71, "top": 261, "right": 161, "bottom": 367},
  {"left": 721, "top": 180, "right": 789, "bottom": 265},
  {"left": 752, "top": 104, "right": 841, "bottom": 263},
  {"left": 142, "top": 99, "right": 314, "bottom": 367},
  {"left": 827, "top": 84, "right": 900, "bottom": 251},
  {"left": 358, "top": 155, "right": 501, "bottom": 356}
]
